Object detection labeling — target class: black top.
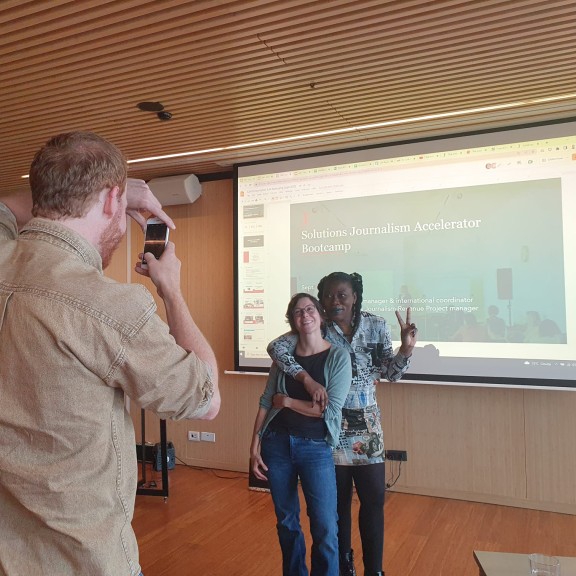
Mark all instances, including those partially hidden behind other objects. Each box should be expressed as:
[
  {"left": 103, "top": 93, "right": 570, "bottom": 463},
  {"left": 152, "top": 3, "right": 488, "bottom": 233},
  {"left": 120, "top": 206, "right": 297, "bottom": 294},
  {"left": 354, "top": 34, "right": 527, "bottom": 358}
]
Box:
[{"left": 268, "top": 347, "right": 329, "bottom": 439}]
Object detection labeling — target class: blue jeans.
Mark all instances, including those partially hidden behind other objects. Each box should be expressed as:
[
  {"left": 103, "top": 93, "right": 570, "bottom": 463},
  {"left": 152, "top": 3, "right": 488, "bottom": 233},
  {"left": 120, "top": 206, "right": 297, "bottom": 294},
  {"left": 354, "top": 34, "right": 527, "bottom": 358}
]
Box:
[{"left": 261, "top": 429, "right": 339, "bottom": 576}]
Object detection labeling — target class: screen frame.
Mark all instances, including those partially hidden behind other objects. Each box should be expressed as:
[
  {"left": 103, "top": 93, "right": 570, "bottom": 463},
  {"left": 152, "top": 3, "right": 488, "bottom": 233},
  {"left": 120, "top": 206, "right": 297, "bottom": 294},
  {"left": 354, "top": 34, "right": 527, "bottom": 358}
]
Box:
[{"left": 233, "top": 116, "right": 576, "bottom": 390}]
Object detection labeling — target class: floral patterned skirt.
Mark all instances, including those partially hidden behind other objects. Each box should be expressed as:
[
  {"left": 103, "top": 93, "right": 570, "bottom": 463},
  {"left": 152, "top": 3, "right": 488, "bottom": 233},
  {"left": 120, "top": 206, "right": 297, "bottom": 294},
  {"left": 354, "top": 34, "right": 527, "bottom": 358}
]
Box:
[{"left": 333, "top": 404, "right": 385, "bottom": 466}]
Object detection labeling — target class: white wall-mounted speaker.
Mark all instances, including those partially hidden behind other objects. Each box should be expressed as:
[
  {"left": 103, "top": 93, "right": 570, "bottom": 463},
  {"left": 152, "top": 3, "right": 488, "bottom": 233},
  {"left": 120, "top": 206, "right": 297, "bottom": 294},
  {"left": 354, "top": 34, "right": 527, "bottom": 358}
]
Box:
[{"left": 147, "top": 174, "right": 202, "bottom": 206}]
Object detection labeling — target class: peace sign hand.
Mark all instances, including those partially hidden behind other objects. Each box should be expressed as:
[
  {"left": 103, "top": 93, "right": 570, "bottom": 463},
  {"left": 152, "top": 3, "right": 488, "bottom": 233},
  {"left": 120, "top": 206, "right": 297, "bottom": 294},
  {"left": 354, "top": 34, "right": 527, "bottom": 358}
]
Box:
[{"left": 395, "top": 307, "right": 418, "bottom": 357}]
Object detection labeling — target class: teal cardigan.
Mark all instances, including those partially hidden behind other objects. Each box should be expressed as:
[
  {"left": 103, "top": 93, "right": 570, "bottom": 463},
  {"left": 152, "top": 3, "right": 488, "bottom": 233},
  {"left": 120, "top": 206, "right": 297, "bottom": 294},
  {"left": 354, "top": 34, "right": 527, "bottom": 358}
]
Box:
[{"left": 258, "top": 346, "right": 352, "bottom": 447}]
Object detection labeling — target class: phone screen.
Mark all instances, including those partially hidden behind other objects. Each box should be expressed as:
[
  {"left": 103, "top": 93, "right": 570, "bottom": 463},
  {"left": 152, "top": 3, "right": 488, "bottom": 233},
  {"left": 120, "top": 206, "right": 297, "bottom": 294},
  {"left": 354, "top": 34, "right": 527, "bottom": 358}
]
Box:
[{"left": 143, "top": 223, "right": 169, "bottom": 260}]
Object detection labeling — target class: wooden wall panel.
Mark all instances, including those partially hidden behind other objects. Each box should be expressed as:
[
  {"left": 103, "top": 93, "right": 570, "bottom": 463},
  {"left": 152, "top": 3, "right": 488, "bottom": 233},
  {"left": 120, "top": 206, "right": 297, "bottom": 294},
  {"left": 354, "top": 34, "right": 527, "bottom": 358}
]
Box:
[
  {"left": 381, "top": 383, "right": 526, "bottom": 498},
  {"left": 524, "top": 390, "right": 576, "bottom": 507},
  {"left": 126, "top": 180, "right": 266, "bottom": 472},
  {"left": 381, "top": 381, "right": 576, "bottom": 513},
  {"left": 115, "top": 177, "right": 576, "bottom": 513}
]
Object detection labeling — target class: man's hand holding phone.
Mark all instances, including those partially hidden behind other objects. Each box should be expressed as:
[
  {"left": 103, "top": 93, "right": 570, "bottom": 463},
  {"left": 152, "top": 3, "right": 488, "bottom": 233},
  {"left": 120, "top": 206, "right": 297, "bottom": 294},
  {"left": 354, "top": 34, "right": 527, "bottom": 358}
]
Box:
[
  {"left": 136, "top": 241, "right": 182, "bottom": 300},
  {"left": 139, "top": 217, "right": 169, "bottom": 270},
  {"left": 135, "top": 217, "right": 181, "bottom": 300}
]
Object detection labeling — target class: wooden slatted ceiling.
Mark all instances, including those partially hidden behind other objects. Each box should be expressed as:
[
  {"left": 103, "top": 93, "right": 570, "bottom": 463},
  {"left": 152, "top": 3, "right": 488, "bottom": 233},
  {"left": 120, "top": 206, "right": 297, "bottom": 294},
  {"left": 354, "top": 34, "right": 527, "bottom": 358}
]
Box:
[{"left": 1, "top": 0, "right": 575, "bottom": 194}]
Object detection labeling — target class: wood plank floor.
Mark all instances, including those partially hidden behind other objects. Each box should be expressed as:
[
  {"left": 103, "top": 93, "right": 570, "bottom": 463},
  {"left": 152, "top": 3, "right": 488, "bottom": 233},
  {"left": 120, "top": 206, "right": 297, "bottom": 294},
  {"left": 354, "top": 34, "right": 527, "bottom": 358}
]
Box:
[{"left": 133, "top": 465, "right": 576, "bottom": 575}]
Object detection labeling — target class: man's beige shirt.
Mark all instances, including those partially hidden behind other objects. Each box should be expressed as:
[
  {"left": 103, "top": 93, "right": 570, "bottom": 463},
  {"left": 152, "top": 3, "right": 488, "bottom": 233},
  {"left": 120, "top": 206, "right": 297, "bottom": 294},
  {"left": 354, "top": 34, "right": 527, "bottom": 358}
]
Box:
[{"left": 0, "top": 204, "right": 214, "bottom": 575}]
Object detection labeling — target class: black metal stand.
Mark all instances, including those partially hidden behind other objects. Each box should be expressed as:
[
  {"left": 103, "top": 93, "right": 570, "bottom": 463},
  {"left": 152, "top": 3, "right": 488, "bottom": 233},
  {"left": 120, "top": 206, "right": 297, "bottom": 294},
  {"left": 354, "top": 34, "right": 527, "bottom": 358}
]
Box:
[{"left": 136, "top": 408, "right": 169, "bottom": 500}]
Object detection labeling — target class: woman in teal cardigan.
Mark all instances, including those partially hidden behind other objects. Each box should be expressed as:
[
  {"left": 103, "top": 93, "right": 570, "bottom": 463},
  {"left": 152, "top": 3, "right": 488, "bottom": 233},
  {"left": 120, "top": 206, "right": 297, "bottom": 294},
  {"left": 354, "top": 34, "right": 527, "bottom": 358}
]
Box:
[{"left": 250, "top": 293, "right": 352, "bottom": 576}]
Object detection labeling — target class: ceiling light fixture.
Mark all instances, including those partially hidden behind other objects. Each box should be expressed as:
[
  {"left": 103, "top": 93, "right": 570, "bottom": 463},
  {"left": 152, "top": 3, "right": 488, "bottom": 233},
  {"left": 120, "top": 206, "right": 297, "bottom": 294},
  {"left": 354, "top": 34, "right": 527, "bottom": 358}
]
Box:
[
  {"left": 157, "top": 111, "right": 173, "bottom": 121},
  {"left": 136, "top": 101, "right": 165, "bottom": 112}
]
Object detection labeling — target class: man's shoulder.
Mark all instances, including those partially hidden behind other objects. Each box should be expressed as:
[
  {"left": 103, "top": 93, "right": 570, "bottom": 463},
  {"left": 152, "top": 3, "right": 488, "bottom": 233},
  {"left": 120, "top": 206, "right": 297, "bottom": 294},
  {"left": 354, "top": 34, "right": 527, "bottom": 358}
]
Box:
[
  {"left": 19, "top": 265, "right": 157, "bottom": 336},
  {"left": 70, "top": 275, "right": 157, "bottom": 331},
  {"left": 100, "top": 276, "right": 156, "bottom": 305}
]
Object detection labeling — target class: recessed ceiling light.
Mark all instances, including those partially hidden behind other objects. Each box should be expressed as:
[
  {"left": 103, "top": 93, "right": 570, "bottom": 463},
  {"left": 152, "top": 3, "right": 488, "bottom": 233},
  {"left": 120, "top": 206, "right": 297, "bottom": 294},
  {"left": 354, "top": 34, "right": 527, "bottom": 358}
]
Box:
[{"left": 136, "top": 101, "right": 165, "bottom": 112}]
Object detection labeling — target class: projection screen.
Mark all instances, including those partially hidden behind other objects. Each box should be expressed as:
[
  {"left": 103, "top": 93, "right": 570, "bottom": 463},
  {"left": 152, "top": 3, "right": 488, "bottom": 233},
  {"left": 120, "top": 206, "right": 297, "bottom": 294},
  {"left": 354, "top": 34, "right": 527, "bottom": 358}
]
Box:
[{"left": 234, "top": 119, "right": 576, "bottom": 389}]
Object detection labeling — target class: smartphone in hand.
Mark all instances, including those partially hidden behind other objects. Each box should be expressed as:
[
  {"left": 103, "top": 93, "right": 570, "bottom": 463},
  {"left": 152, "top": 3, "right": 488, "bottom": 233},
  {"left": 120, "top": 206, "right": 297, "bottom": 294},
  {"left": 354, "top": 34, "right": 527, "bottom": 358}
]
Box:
[{"left": 141, "top": 217, "right": 170, "bottom": 269}]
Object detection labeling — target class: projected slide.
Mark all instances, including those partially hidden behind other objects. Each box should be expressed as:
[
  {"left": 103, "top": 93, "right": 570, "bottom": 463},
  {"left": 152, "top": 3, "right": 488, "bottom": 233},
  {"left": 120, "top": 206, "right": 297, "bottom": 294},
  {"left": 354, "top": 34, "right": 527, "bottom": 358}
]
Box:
[
  {"left": 290, "top": 179, "right": 566, "bottom": 345},
  {"left": 235, "top": 120, "right": 576, "bottom": 388}
]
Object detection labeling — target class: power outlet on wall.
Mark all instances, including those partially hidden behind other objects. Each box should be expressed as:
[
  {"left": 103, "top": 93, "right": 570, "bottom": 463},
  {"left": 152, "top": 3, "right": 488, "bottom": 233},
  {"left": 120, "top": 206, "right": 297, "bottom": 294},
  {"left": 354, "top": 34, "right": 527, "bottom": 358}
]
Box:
[
  {"left": 385, "top": 449, "right": 408, "bottom": 462},
  {"left": 188, "top": 431, "right": 200, "bottom": 442}
]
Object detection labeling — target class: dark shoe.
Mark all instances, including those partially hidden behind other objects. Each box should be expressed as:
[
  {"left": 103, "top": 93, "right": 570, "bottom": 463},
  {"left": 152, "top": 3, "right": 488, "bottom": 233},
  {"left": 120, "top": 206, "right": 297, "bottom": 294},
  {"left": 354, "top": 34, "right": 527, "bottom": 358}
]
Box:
[{"left": 340, "top": 549, "right": 356, "bottom": 576}]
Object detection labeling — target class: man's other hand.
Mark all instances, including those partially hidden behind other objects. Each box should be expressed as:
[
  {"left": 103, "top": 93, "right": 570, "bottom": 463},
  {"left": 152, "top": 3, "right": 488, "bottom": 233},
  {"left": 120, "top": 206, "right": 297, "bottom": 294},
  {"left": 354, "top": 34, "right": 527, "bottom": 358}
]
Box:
[{"left": 126, "top": 179, "right": 175, "bottom": 232}]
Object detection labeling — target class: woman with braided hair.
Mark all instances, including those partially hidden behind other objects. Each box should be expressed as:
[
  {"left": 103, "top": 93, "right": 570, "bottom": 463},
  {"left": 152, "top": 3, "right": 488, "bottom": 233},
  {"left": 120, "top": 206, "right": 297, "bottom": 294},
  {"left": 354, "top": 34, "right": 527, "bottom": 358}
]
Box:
[{"left": 267, "top": 272, "right": 417, "bottom": 576}]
